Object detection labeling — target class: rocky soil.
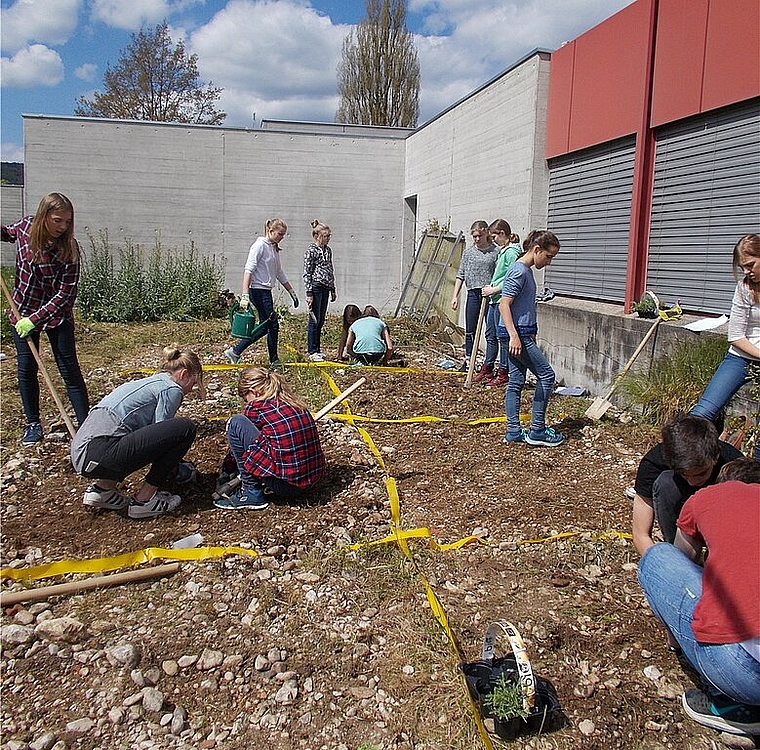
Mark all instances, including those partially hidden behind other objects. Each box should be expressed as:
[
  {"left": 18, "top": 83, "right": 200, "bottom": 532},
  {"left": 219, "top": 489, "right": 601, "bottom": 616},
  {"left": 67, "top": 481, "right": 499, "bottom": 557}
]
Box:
[{"left": 1, "top": 317, "right": 757, "bottom": 750}]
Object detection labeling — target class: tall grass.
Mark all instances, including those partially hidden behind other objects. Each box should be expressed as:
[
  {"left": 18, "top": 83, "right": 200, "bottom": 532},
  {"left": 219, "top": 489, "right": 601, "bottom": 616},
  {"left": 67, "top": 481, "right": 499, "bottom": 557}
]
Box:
[
  {"left": 618, "top": 335, "right": 728, "bottom": 424},
  {"left": 78, "top": 231, "right": 226, "bottom": 322}
]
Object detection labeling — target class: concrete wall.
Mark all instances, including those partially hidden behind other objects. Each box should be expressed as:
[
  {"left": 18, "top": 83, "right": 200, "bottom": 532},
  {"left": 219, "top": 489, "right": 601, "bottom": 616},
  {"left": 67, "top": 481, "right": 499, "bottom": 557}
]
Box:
[
  {"left": 405, "top": 52, "right": 551, "bottom": 243},
  {"left": 23, "top": 117, "right": 408, "bottom": 314},
  {"left": 537, "top": 297, "right": 729, "bottom": 404},
  {"left": 0, "top": 184, "right": 24, "bottom": 266}
]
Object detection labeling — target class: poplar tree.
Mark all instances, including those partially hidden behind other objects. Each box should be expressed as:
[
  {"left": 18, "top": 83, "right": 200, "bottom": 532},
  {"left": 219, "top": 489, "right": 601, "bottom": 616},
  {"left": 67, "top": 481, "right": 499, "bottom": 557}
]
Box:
[
  {"left": 336, "top": 0, "right": 420, "bottom": 128},
  {"left": 75, "top": 22, "right": 226, "bottom": 125}
]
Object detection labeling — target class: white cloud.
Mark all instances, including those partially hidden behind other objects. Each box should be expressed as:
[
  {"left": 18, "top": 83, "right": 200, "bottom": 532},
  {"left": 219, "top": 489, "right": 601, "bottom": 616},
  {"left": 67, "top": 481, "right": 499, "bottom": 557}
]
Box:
[
  {"left": 0, "top": 45, "right": 64, "bottom": 88},
  {"left": 1, "top": 141, "right": 24, "bottom": 162},
  {"left": 0, "top": 0, "right": 82, "bottom": 54},
  {"left": 90, "top": 0, "right": 204, "bottom": 31},
  {"left": 189, "top": 0, "right": 348, "bottom": 125},
  {"left": 74, "top": 62, "right": 98, "bottom": 81}
]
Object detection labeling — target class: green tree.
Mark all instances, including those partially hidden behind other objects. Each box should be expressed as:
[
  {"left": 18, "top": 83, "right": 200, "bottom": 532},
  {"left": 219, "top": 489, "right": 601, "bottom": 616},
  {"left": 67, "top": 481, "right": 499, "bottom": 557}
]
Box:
[
  {"left": 336, "top": 0, "right": 420, "bottom": 127},
  {"left": 75, "top": 22, "right": 226, "bottom": 125}
]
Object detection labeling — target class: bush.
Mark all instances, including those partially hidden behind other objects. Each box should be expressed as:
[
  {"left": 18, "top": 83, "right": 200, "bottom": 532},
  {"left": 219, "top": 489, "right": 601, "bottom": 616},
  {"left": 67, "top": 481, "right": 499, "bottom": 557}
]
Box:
[
  {"left": 78, "top": 231, "right": 226, "bottom": 322},
  {"left": 618, "top": 335, "right": 728, "bottom": 424}
]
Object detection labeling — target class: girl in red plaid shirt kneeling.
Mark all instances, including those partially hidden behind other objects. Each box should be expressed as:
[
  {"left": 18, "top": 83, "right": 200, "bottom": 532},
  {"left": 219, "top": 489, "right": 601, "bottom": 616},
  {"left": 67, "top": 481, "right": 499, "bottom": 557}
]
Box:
[{"left": 215, "top": 367, "right": 325, "bottom": 510}]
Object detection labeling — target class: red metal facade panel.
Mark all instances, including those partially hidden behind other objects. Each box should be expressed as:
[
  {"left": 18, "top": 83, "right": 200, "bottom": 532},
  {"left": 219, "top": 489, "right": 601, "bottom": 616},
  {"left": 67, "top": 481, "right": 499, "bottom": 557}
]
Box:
[
  {"left": 702, "top": 0, "right": 760, "bottom": 112},
  {"left": 545, "top": 1, "right": 652, "bottom": 158},
  {"left": 568, "top": 1, "right": 651, "bottom": 152},
  {"left": 650, "top": 0, "right": 710, "bottom": 127},
  {"left": 546, "top": 42, "right": 575, "bottom": 157}
]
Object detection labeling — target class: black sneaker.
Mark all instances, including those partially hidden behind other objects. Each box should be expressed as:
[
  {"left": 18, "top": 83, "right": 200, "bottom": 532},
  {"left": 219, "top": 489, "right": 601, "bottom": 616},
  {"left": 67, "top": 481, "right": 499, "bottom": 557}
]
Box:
[
  {"left": 681, "top": 689, "right": 760, "bottom": 736},
  {"left": 21, "top": 422, "right": 43, "bottom": 445}
]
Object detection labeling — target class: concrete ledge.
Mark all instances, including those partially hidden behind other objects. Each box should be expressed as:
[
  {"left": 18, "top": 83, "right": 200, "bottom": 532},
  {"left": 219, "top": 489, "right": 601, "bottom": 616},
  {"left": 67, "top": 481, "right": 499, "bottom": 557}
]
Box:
[{"left": 536, "top": 296, "right": 726, "bottom": 399}]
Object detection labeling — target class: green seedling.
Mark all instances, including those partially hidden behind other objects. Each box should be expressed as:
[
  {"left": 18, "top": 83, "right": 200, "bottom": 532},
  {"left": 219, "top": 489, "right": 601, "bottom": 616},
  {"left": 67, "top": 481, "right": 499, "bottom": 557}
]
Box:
[{"left": 484, "top": 673, "right": 530, "bottom": 721}]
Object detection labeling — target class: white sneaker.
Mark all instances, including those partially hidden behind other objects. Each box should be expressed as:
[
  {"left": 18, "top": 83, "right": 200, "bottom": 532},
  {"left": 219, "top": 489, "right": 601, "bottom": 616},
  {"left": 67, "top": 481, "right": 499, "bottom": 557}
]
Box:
[
  {"left": 624, "top": 486, "right": 636, "bottom": 499},
  {"left": 128, "top": 490, "right": 181, "bottom": 519},
  {"left": 308, "top": 352, "right": 325, "bottom": 362},
  {"left": 224, "top": 347, "right": 241, "bottom": 364},
  {"left": 83, "top": 484, "right": 130, "bottom": 511}
]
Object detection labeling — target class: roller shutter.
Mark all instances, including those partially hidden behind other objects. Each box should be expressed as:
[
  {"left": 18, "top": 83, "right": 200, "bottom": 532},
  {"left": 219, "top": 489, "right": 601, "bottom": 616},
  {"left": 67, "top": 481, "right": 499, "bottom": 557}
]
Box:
[
  {"left": 545, "top": 136, "right": 635, "bottom": 302},
  {"left": 647, "top": 99, "right": 760, "bottom": 314}
]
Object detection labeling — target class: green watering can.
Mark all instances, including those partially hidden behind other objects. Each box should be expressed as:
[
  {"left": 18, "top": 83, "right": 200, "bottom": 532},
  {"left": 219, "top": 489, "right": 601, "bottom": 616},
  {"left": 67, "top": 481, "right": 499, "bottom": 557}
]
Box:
[{"left": 229, "top": 302, "right": 271, "bottom": 340}]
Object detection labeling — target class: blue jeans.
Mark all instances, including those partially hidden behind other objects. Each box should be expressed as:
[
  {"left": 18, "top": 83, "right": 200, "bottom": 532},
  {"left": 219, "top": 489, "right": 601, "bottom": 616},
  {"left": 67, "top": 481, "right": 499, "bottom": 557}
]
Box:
[
  {"left": 638, "top": 543, "right": 760, "bottom": 704},
  {"left": 489, "top": 303, "right": 508, "bottom": 368},
  {"left": 226, "top": 414, "right": 302, "bottom": 498},
  {"left": 233, "top": 289, "right": 279, "bottom": 363},
  {"left": 691, "top": 352, "right": 760, "bottom": 459},
  {"left": 464, "top": 288, "right": 484, "bottom": 358},
  {"left": 12, "top": 319, "right": 90, "bottom": 426},
  {"left": 505, "top": 334, "right": 555, "bottom": 434},
  {"left": 307, "top": 283, "right": 330, "bottom": 355}
]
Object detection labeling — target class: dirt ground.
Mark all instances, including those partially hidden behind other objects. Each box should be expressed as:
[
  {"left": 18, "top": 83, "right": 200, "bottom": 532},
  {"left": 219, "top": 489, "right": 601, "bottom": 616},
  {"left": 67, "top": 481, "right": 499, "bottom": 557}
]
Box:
[{"left": 0, "top": 315, "right": 756, "bottom": 750}]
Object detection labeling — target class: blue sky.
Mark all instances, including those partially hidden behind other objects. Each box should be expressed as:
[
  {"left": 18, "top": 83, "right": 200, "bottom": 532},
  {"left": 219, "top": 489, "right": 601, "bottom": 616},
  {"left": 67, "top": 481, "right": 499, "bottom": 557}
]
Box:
[{"left": 1, "top": 0, "right": 633, "bottom": 163}]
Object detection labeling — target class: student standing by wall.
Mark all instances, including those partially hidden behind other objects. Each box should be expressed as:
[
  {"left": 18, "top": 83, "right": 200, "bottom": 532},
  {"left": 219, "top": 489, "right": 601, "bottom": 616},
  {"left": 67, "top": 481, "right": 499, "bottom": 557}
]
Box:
[
  {"left": 303, "top": 219, "right": 337, "bottom": 362},
  {"left": 225, "top": 218, "right": 299, "bottom": 367},
  {"left": 1, "top": 192, "right": 90, "bottom": 445},
  {"left": 451, "top": 221, "right": 498, "bottom": 371},
  {"left": 499, "top": 230, "right": 564, "bottom": 447},
  {"left": 480, "top": 222, "right": 521, "bottom": 386}
]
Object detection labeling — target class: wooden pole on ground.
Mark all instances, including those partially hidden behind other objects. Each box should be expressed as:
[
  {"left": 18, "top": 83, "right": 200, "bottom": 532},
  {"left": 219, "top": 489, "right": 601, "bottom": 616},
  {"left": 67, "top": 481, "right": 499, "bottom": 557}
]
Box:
[{"left": 0, "top": 562, "right": 181, "bottom": 607}]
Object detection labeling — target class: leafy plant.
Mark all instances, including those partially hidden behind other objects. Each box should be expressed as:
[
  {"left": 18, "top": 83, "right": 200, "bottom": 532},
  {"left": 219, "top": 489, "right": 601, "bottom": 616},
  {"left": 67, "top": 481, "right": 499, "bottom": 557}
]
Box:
[
  {"left": 78, "top": 232, "right": 226, "bottom": 323},
  {"left": 484, "top": 673, "right": 530, "bottom": 721},
  {"left": 618, "top": 335, "right": 728, "bottom": 424}
]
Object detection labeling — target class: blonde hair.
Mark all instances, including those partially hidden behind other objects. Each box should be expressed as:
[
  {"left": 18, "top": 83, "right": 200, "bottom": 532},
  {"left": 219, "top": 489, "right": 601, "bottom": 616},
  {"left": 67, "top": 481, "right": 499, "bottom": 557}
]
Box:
[
  {"left": 29, "top": 192, "right": 78, "bottom": 263},
  {"left": 733, "top": 234, "right": 760, "bottom": 303},
  {"left": 265, "top": 218, "right": 287, "bottom": 237},
  {"left": 311, "top": 219, "right": 330, "bottom": 239},
  {"left": 161, "top": 344, "right": 205, "bottom": 396},
  {"left": 237, "top": 366, "right": 306, "bottom": 409}
]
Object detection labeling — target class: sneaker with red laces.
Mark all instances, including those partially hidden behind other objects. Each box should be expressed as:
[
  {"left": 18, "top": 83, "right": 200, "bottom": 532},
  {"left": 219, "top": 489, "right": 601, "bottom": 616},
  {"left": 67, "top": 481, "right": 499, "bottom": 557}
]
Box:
[{"left": 472, "top": 364, "right": 494, "bottom": 384}]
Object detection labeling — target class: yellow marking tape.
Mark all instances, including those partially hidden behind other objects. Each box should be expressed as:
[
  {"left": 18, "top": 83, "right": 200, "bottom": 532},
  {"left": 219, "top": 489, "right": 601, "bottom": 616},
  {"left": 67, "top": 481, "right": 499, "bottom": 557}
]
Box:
[{"left": 1, "top": 546, "right": 256, "bottom": 582}]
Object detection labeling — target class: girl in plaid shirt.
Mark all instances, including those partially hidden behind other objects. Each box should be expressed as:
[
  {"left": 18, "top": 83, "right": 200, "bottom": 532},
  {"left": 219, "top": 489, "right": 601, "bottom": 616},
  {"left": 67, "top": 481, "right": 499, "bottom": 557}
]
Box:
[
  {"left": 1, "top": 193, "right": 89, "bottom": 445},
  {"left": 215, "top": 366, "right": 325, "bottom": 510}
]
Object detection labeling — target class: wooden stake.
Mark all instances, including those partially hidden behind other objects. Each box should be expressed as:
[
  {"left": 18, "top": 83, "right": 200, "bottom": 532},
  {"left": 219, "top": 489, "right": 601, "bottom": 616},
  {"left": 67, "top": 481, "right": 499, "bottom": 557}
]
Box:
[
  {"left": 463, "top": 297, "right": 489, "bottom": 389},
  {"left": 0, "top": 562, "right": 181, "bottom": 607}
]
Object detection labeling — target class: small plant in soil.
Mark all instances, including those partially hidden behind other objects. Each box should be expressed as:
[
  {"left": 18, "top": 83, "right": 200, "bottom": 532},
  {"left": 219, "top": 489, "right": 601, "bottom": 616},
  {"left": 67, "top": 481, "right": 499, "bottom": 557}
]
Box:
[{"left": 484, "top": 673, "right": 530, "bottom": 721}]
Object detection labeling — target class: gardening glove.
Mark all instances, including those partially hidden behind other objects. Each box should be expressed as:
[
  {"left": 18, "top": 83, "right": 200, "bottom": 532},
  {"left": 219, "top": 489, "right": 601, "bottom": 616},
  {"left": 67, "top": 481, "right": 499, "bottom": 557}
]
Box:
[
  {"left": 289, "top": 290, "right": 300, "bottom": 308},
  {"left": 15, "top": 317, "right": 34, "bottom": 338},
  {"left": 239, "top": 293, "right": 250, "bottom": 311}
]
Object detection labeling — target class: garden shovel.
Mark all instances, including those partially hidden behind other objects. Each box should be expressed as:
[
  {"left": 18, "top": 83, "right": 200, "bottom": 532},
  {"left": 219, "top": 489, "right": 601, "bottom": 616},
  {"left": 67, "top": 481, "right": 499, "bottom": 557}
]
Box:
[
  {"left": 463, "top": 296, "right": 489, "bottom": 389},
  {"left": 584, "top": 317, "right": 661, "bottom": 420}
]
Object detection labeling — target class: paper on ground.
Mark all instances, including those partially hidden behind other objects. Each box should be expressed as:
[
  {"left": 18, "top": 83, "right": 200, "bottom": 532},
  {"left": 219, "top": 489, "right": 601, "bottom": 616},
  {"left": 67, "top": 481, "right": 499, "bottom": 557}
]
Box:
[{"left": 684, "top": 314, "right": 728, "bottom": 332}]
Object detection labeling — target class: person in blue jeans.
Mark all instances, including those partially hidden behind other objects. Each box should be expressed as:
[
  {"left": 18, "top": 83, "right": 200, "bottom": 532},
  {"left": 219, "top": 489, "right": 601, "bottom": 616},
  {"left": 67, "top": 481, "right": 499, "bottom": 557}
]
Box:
[
  {"left": 450, "top": 221, "right": 498, "bottom": 372},
  {"left": 480, "top": 222, "right": 522, "bottom": 386},
  {"left": 499, "top": 230, "right": 563, "bottom": 447},
  {"left": 637, "top": 457, "right": 760, "bottom": 737},
  {"left": 691, "top": 234, "right": 760, "bottom": 459},
  {"left": 225, "top": 218, "right": 299, "bottom": 367},
  {"left": 303, "top": 219, "right": 337, "bottom": 362},
  {"left": 1, "top": 192, "right": 90, "bottom": 445},
  {"left": 215, "top": 366, "right": 325, "bottom": 511}
]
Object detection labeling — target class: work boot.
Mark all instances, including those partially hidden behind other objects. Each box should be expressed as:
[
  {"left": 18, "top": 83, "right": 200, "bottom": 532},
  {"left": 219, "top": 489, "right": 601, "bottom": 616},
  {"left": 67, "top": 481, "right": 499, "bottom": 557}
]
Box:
[
  {"left": 472, "top": 363, "right": 493, "bottom": 384},
  {"left": 488, "top": 368, "right": 509, "bottom": 387}
]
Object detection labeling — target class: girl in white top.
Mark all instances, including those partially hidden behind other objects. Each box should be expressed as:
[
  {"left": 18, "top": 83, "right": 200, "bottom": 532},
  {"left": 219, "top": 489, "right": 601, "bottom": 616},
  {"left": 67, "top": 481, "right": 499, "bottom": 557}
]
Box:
[
  {"left": 225, "top": 218, "right": 299, "bottom": 366},
  {"left": 691, "top": 233, "right": 760, "bottom": 459}
]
